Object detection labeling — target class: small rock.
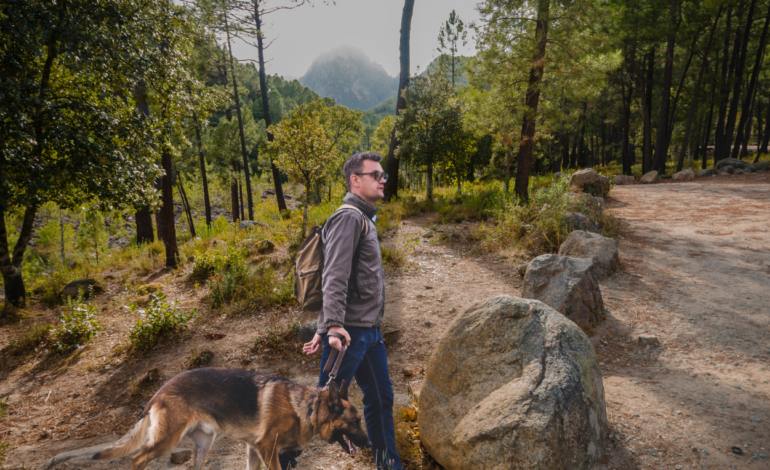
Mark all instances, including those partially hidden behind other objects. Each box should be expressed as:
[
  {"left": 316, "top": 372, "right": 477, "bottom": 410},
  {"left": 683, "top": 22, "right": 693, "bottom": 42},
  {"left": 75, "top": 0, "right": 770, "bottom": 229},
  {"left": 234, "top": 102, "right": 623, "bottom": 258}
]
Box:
[
  {"left": 734, "top": 168, "right": 745, "bottom": 175},
  {"left": 749, "top": 416, "right": 761, "bottom": 422},
  {"left": 754, "top": 161, "right": 769, "bottom": 171},
  {"left": 554, "top": 172, "right": 564, "bottom": 178},
  {"left": 568, "top": 168, "right": 611, "bottom": 197},
  {"left": 238, "top": 220, "right": 268, "bottom": 231},
  {"left": 449, "top": 308, "right": 456, "bottom": 313},
  {"left": 637, "top": 335, "right": 660, "bottom": 347},
  {"left": 295, "top": 321, "right": 317, "bottom": 343},
  {"left": 517, "top": 263, "right": 529, "bottom": 277},
  {"left": 640, "top": 171, "right": 661, "bottom": 184},
  {"left": 717, "top": 165, "right": 736, "bottom": 175},
  {"left": 60, "top": 279, "right": 104, "bottom": 299},
  {"left": 425, "top": 285, "right": 433, "bottom": 290},
  {"left": 695, "top": 168, "right": 717, "bottom": 177},
  {"left": 562, "top": 211, "right": 600, "bottom": 233},
  {"left": 382, "top": 329, "right": 402, "bottom": 346},
  {"left": 613, "top": 175, "right": 637, "bottom": 185},
  {"left": 671, "top": 169, "right": 694, "bottom": 181},
  {"left": 170, "top": 449, "right": 192, "bottom": 464},
  {"left": 423, "top": 231, "right": 435, "bottom": 239}
]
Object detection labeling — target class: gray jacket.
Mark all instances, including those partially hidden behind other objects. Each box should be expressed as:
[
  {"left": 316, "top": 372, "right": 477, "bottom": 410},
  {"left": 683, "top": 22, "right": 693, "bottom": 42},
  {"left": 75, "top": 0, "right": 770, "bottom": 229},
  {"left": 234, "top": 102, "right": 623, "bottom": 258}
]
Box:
[{"left": 316, "top": 193, "right": 384, "bottom": 334}]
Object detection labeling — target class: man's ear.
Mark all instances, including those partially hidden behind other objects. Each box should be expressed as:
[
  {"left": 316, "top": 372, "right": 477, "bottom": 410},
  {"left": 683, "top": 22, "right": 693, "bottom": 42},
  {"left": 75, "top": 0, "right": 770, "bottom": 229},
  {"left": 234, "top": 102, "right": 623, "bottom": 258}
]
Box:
[
  {"left": 327, "top": 382, "right": 342, "bottom": 410},
  {"left": 339, "top": 380, "right": 348, "bottom": 401}
]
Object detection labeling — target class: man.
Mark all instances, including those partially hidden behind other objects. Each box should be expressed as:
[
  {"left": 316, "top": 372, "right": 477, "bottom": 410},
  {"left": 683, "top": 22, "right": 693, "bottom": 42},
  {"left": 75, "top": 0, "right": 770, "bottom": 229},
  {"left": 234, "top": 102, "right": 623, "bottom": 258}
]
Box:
[{"left": 281, "top": 153, "right": 402, "bottom": 470}]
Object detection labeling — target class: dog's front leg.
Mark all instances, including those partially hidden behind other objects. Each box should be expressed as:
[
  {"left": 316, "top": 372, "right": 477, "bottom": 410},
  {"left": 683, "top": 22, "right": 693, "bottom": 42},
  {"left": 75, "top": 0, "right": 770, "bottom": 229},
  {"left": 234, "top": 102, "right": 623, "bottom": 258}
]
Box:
[{"left": 253, "top": 436, "right": 282, "bottom": 470}]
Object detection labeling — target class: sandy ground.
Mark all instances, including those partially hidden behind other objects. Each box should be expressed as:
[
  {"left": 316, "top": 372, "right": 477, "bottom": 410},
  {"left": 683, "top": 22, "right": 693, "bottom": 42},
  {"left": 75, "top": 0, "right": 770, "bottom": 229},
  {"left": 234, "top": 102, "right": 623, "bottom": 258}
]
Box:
[{"left": 1, "top": 172, "right": 769, "bottom": 470}]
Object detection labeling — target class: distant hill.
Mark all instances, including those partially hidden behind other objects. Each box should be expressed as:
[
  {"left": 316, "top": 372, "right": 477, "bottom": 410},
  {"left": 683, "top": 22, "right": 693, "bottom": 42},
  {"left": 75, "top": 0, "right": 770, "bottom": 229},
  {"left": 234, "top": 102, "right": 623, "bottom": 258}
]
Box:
[
  {"left": 362, "top": 95, "right": 397, "bottom": 128},
  {"left": 299, "top": 46, "right": 398, "bottom": 111}
]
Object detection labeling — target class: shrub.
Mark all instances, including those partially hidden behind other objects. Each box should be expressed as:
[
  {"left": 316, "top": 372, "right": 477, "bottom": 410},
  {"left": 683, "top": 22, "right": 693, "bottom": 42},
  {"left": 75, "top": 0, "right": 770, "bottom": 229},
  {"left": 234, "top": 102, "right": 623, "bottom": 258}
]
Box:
[
  {"left": 253, "top": 312, "right": 301, "bottom": 359},
  {"left": 49, "top": 293, "right": 101, "bottom": 354},
  {"left": 127, "top": 293, "right": 196, "bottom": 351},
  {"left": 381, "top": 245, "right": 406, "bottom": 271}
]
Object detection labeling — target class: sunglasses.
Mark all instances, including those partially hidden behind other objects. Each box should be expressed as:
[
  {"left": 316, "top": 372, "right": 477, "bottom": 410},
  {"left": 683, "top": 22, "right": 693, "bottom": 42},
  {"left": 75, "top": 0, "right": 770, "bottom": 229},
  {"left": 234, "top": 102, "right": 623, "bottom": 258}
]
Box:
[{"left": 355, "top": 171, "right": 389, "bottom": 182}]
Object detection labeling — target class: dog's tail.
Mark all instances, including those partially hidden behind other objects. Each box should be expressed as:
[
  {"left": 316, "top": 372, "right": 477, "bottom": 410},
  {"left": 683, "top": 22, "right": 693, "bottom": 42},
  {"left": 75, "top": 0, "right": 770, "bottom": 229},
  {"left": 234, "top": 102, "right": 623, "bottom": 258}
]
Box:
[{"left": 92, "top": 413, "right": 151, "bottom": 460}]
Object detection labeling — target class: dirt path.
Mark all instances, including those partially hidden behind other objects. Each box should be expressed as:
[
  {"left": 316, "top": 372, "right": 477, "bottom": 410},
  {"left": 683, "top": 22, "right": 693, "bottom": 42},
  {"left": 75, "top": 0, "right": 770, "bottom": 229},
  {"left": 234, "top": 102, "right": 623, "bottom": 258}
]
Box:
[{"left": 3, "top": 173, "right": 769, "bottom": 470}]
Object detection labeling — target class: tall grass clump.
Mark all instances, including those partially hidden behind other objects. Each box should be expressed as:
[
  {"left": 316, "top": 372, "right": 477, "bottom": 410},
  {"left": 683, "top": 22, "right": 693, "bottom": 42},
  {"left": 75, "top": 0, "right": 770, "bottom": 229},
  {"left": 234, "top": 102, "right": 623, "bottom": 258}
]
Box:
[
  {"left": 127, "top": 293, "right": 196, "bottom": 351},
  {"left": 49, "top": 291, "right": 101, "bottom": 354}
]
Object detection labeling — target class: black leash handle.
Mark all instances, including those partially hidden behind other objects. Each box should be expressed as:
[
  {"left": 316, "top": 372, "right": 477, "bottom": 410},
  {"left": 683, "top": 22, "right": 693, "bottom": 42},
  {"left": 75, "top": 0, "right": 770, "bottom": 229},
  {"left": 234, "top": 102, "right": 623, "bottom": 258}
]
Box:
[{"left": 323, "top": 331, "right": 347, "bottom": 387}]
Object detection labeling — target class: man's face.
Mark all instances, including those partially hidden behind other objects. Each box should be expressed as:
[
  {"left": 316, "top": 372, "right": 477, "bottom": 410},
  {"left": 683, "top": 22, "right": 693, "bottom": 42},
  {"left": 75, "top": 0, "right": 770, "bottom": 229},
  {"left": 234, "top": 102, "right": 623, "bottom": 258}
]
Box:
[{"left": 350, "top": 160, "right": 385, "bottom": 204}]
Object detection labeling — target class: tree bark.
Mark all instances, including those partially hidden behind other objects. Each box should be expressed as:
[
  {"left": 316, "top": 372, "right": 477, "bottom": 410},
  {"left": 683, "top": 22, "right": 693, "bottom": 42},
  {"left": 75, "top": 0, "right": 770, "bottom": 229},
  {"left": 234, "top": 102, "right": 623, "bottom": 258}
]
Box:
[
  {"left": 739, "top": 91, "right": 755, "bottom": 159},
  {"left": 0, "top": 204, "right": 37, "bottom": 309},
  {"left": 134, "top": 79, "right": 154, "bottom": 244},
  {"left": 722, "top": 1, "right": 757, "bottom": 160},
  {"left": 702, "top": 81, "right": 717, "bottom": 170},
  {"left": 383, "top": 0, "right": 416, "bottom": 201},
  {"left": 160, "top": 146, "right": 178, "bottom": 268},
  {"left": 621, "top": 63, "right": 633, "bottom": 174},
  {"left": 514, "top": 0, "right": 550, "bottom": 203},
  {"left": 761, "top": 97, "right": 770, "bottom": 155},
  {"left": 175, "top": 170, "right": 196, "bottom": 238},
  {"left": 231, "top": 180, "right": 240, "bottom": 223},
  {"left": 641, "top": 47, "right": 655, "bottom": 174},
  {"left": 653, "top": 0, "right": 679, "bottom": 173},
  {"left": 253, "top": 1, "right": 287, "bottom": 212},
  {"left": 731, "top": 0, "right": 770, "bottom": 159},
  {"left": 222, "top": 7, "right": 254, "bottom": 220},
  {"left": 714, "top": 7, "right": 735, "bottom": 162},
  {"left": 677, "top": 8, "right": 722, "bottom": 172}
]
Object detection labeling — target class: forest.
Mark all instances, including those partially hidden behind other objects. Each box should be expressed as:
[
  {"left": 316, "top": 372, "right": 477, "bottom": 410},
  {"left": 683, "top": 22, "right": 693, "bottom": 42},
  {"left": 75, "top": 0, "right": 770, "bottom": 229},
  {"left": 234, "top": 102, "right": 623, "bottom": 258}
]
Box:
[{"left": 1, "top": 0, "right": 769, "bottom": 467}]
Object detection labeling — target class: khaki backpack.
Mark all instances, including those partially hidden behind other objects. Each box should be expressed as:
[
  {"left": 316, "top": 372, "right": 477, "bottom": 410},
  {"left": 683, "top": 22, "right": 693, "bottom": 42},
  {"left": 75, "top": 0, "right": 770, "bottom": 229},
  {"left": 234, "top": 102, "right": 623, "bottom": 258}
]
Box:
[{"left": 294, "top": 204, "right": 369, "bottom": 311}]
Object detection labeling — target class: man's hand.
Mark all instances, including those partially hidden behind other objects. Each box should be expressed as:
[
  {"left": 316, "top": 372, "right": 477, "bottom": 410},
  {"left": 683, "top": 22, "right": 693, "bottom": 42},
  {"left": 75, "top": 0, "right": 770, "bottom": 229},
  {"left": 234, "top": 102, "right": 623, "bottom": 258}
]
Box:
[
  {"left": 328, "top": 326, "right": 350, "bottom": 351},
  {"left": 303, "top": 333, "right": 322, "bottom": 355}
]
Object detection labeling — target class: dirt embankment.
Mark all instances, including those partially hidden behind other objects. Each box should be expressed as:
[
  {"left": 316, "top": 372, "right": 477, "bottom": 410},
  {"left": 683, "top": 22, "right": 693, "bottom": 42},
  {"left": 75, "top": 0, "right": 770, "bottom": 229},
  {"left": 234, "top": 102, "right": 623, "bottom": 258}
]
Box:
[{"left": 1, "top": 173, "right": 769, "bottom": 470}]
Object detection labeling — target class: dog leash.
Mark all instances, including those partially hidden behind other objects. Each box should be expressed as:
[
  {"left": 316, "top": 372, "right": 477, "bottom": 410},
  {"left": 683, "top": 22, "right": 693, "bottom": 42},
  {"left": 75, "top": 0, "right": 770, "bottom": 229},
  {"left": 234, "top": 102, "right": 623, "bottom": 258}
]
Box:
[{"left": 323, "top": 331, "right": 347, "bottom": 389}]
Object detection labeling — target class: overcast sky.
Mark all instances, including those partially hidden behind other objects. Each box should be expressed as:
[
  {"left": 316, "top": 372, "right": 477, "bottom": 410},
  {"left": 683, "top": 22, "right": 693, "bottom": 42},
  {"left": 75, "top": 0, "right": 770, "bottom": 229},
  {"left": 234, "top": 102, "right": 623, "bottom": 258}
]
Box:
[{"left": 230, "top": 0, "right": 481, "bottom": 79}]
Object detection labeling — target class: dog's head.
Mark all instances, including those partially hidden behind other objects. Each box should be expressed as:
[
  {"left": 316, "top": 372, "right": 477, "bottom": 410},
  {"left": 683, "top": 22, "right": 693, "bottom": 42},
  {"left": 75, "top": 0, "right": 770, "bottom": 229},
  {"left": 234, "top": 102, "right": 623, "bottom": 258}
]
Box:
[{"left": 320, "top": 381, "right": 371, "bottom": 455}]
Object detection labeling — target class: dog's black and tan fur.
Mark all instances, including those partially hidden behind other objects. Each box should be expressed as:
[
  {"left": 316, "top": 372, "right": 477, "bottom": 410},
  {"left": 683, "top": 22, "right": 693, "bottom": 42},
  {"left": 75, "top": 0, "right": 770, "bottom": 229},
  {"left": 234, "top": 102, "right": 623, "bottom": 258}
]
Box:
[{"left": 92, "top": 368, "right": 370, "bottom": 470}]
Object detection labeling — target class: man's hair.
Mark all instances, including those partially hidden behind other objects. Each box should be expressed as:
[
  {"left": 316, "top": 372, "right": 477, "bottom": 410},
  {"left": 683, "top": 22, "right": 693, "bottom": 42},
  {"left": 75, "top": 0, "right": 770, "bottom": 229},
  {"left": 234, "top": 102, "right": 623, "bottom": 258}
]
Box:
[{"left": 343, "top": 152, "right": 383, "bottom": 191}]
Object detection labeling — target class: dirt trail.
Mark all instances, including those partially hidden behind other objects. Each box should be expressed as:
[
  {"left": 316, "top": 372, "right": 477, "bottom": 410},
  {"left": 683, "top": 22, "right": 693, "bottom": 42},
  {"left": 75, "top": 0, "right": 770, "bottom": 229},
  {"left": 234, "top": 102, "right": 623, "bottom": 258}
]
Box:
[{"left": 3, "top": 173, "right": 769, "bottom": 470}]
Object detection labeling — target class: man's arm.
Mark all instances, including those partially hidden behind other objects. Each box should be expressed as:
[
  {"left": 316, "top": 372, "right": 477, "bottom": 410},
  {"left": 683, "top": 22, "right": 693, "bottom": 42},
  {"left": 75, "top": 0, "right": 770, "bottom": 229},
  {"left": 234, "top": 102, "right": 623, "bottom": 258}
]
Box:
[{"left": 321, "top": 211, "right": 363, "bottom": 330}]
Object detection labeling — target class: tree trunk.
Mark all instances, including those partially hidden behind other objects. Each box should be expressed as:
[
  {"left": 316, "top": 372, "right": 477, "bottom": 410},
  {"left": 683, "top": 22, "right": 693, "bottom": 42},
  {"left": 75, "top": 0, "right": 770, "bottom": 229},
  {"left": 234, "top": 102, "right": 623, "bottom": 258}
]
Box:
[
  {"left": 160, "top": 147, "right": 178, "bottom": 269},
  {"left": 642, "top": 47, "right": 655, "bottom": 174},
  {"left": 560, "top": 130, "right": 569, "bottom": 172},
  {"left": 621, "top": 65, "right": 633, "bottom": 174},
  {"left": 222, "top": 7, "right": 254, "bottom": 220},
  {"left": 383, "top": 0, "right": 416, "bottom": 201},
  {"left": 731, "top": 0, "right": 769, "bottom": 159},
  {"left": 576, "top": 103, "right": 587, "bottom": 168},
  {"left": 514, "top": 0, "right": 550, "bottom": 203},
  {"left": 238, "top": 173, "right": 245, "bottom": 221},
  {"left": 761, "top": 97, "right": 770, "bottom": 154},
  {"left": 192, "top": 108, "right": 211, "bottom": 227},
  {"left": 714, "top": 7, "right": 735, "bottom": 162},
  {"left": 231, "top": 179, "right": 240, "bottom": 223},
  {"left": 253, "top": 2, "right": 287, "bottom": 212},
  {"left": 155, "top": 173, "right": 165, "bottom": 242},
  {"left": 426, "top": 156, "right": 434, "bottom": 201},
  {"left": 134, "top": 79, "right": 154, "bottom": 244},
  {"left": 702, "top": 82, "right": 717, "bottom": 170},
  {"left": 755, "top": 98, "right": 763, "bottom": 157},
  {"left": 740, "top": 92, "right": 754, "bottom": 159},
  {"left": 0, "top": 204, "right": 37, "bottom": 310},
  {"left": 722, "top": 0, "right": 757, "bottom": 159},
  {"left": 678, "top": 8, "right": 722, "bottom": 172},
  {"left": 175, "top": 171, "right": 196, "bottom": 238},
  {"left": 653, "top": 0, "right": 679, "bottom": 173}
]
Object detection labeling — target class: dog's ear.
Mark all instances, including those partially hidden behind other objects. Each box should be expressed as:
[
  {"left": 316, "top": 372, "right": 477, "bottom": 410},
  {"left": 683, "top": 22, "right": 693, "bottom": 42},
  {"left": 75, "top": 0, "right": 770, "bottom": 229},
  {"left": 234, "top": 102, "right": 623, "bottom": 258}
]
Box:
[
  {"left": 339, "top": 380, "right": 348, "bottom": 401},
  {"left": 327, "top": 381, "right": 342, "bottom": 410}
]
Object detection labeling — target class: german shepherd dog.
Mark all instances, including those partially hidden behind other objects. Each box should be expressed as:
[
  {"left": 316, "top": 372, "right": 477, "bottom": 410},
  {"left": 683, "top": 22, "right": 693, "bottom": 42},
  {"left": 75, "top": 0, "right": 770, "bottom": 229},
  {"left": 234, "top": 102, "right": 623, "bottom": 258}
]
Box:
[{"left": 92, "top": 368, "right": 370, "bottom": 470}]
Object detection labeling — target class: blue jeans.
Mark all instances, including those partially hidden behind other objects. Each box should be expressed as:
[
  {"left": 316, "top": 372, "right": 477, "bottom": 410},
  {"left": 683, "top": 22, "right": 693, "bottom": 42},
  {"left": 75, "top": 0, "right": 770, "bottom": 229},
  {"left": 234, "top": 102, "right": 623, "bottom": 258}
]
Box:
[{"left": 280, "top": 326, "right": 403, "bottom": 470}]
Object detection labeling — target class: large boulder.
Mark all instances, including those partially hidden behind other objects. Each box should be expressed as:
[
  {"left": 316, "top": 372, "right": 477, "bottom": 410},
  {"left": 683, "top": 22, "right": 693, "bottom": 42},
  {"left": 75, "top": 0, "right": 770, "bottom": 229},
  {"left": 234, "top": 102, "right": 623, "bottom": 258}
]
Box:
[
  {"left": 562, "top": 212, "right": 600, "bottom": 233},
  {"left": 558, "top": 230, "right": 620, "bottom": 279},
  {"left": 640, "top": 170, "right": 661, "bottom": 184},
  {"left": 613, "top": 175, "right": 636, "bottom": 185},
  {"left": 715, "top": 158, "right": 757, "bottom": 172},
  {"left": 420, "top": 296, "right": 607, "bottom": 470},
  {"left": 755, "top": 161, "right": 770, "bottom": 171},
  {"left": 695, "top": 168, "right": 717, "bottom": 177},
  {"left": 238, "top": 220, "right": 268, "bottom": 231},
  {"left": 568, "top": 169, "right": 610, "bottom": 198},
  {"left": 522, "top": 255, "right": 605, "bottom": 329},
  {"left": 671, "top": 168, "right": 694, "bottom": 181},
  {"left": 60, "top": 279, "right": 104, "bottom": 299},
  {"left": 717, "top": 165, "right": 735, "bottom": 175}
]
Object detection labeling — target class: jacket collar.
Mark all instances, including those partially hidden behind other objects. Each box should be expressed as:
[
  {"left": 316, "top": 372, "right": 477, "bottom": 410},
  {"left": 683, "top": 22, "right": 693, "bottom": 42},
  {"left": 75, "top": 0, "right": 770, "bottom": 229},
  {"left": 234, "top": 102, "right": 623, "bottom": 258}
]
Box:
[{"left": 343, "top": 192, "right": 378, "bottom": 219}]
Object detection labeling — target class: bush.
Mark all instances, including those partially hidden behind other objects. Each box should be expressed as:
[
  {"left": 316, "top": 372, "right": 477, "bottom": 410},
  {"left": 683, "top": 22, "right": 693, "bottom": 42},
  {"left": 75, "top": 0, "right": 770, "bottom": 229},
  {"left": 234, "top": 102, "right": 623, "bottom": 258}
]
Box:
[
  {"left": 381, "top": 245, "right": 407, "bottom": 271},
  {"left": 253, "top": 312, "right": 301, "bottom": 359},
  {"left": 127, "top": 293, "right": 196, "bottom": 351},
  {"left": 49, "top": 293, "right": 101, "bottom": 354}
]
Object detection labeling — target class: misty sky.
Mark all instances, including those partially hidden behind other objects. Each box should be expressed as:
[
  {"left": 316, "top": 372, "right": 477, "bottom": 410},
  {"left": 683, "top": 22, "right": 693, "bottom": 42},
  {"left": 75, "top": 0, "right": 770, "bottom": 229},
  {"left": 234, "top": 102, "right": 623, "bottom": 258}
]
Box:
[{"left": 230, "top": 0, "right": 481, "bottom": 79}]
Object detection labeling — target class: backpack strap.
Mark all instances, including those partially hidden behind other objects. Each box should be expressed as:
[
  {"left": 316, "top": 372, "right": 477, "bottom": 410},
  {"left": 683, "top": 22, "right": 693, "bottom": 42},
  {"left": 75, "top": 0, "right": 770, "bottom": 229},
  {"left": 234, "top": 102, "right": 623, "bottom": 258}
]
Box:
[{"left": 332, "top": 204, "right": 371, "bottom": 301}]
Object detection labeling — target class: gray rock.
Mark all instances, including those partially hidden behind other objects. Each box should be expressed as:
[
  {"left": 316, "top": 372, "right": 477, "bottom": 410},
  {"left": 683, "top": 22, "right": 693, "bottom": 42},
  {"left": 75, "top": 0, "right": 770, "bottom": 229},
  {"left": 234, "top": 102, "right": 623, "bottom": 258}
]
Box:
[
  {"left": 568, "top": 168, "right": 611, "bottom": 198},
  {"left": 717, "top": 165, "right": 736, "bottom": 175},
  {"left": 554, "top": 171, "right": 564, "bottom": 178},
  {"left": 754, "top": 161, "right": 769, "bottom": 171},
  {"left": 60, "top": 279, "right": 104, "bottom": 299},
  {"left": 170, "top": 449, "right": 193, "bottom": 464},
  {"left": 420, "top": 296, "right": 607, "bottom": 470},
  {"left": 562, "top": 211, "right": 600, "bottom": 233},
  {"left": 715, "top": 158, "right": 757, "bottom": 171},
  {"left": 522, "top": 254, "right": 605, "bottom": 329},
  {"left": 517, "top": 262, "right": 529, "bottom": 277},
  {"left": 695, "top": 168, "right": 717, "bottom": 177},
  {"left": 613, "top": 175, "right": 637, "bottom": 185},
  {"left": 382, "top": 329, "right": 402, "bottom": 345},
  {"left": 637, "top": 335, "right": 660, "bottom": 347},
  {"left": 295, "top": 321, "right": 317, "bottom": 343},
  {"left": 239, "top": 220, "right": 268, "bottom": 231},
  {"left": 671, "top": 169, "right": 695, "bottom": 181},
  {"left": 640, "top": 171, "right": 661, "bottom": 184},
  {"left": 423, "top": 231, "right": 435, "bottom": 238},
  {"left": 734, "top": 168, "right": 745, "bottom": 175},
  {"left": 558, "top": 230, "right": 620, "bottom": 279}
]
